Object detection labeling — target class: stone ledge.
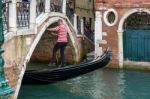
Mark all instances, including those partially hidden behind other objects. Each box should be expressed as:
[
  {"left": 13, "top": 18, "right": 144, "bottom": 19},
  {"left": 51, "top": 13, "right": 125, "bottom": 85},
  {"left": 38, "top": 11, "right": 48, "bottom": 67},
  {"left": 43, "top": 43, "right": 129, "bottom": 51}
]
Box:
[{"left": 123, "top": 60, "right": 150, "bottom": 71}]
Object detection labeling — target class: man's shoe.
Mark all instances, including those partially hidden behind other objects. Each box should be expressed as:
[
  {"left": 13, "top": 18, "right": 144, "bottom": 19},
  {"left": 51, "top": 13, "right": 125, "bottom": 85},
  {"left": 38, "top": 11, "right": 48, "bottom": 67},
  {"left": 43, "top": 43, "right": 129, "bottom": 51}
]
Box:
[{"left": 58, "top": 64, "right": 66, "bottom": 68}]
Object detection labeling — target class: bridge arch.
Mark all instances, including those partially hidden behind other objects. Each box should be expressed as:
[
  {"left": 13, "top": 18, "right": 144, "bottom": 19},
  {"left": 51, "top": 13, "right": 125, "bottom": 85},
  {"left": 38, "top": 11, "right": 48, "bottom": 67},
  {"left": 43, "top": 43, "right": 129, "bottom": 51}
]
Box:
[{"left": 14, "top": 13, "right": 80, "bottom": 98}]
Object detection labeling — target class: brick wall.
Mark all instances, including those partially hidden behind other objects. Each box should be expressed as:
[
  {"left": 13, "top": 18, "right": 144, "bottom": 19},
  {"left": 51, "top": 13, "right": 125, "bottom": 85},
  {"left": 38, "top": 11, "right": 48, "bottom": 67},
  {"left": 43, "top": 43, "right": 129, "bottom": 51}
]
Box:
[
  {"left": 30, "top": 30, "right": 84, "bottom": 64},
  {"left": 95, "top": 0, "right": 150, "bottom": 68}
]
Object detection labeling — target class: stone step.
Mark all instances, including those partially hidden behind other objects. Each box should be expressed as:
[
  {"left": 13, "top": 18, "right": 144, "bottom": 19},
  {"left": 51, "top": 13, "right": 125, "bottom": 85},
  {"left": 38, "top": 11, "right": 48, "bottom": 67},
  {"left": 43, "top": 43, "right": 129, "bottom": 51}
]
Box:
[
  {"left": 86, "top": 51, "right": 94, "bottom": 57},
  {"left": 83, "top": 51, "right": 95, "bottom": 62}
]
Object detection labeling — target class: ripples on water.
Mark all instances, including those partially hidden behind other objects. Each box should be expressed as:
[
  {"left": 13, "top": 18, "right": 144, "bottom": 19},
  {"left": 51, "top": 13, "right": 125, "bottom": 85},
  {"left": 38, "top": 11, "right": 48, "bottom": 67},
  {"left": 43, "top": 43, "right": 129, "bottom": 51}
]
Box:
[{"left": 18, "top": 69, "right": 150, "bottom": 99}]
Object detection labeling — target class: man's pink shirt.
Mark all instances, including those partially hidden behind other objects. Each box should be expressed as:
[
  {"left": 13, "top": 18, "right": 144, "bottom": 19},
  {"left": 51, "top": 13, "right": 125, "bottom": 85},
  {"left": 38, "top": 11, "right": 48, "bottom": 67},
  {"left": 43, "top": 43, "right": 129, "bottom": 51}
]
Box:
[{"left": 55, "top": 23, "right": 68, "bottom": 43}]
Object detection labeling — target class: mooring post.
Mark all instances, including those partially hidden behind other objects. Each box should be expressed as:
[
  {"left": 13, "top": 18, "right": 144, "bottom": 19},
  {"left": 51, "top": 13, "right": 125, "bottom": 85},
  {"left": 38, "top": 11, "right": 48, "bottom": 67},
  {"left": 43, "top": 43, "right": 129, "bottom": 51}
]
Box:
[{"left": 0, "top": 0, "right": 14, "bottom": 98}]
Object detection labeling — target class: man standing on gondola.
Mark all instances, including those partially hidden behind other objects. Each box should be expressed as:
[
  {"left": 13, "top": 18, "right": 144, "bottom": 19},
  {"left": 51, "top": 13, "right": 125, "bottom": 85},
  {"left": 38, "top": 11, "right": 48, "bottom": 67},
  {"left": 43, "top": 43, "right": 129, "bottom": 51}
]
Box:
[{"left": 47, "top": 19, "right": 68, "bottom": 67}]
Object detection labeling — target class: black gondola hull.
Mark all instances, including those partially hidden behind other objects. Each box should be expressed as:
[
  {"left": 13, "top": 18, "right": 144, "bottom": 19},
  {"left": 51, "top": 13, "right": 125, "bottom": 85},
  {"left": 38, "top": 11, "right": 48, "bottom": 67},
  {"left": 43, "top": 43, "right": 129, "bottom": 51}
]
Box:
[{"left": 22, "top": 48, "right": 111, "bottom": 84}]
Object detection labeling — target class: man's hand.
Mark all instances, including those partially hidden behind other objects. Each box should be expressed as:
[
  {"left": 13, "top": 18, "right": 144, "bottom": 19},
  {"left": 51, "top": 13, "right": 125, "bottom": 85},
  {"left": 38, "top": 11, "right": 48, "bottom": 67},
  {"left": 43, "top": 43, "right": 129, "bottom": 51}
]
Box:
[
  {"left": 51, "top": 32, "right": 58, "bottom": 36},
  {"left": 47, "top": 28, "right": 56, "bottom": 31}
]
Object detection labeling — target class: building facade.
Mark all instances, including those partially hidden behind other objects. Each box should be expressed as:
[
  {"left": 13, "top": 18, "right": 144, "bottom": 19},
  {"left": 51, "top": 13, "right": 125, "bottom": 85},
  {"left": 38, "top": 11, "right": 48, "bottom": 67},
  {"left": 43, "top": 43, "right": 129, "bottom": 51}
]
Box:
[
  {"left": 74, "top": 0, "right": 95, "bottom": 34},
  {"left": 66, "top": 0, "right": 94, "bottom": 35},
  {"left": 95, "top": 0, "right": 150, "bottom": 68}
]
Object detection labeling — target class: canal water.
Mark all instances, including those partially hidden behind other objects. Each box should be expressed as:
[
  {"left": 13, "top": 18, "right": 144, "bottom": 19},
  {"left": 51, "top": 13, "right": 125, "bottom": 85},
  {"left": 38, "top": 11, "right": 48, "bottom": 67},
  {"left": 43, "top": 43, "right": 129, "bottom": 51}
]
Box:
[{"left": 18, "top": 68, "right": 150, "bottom": 99}]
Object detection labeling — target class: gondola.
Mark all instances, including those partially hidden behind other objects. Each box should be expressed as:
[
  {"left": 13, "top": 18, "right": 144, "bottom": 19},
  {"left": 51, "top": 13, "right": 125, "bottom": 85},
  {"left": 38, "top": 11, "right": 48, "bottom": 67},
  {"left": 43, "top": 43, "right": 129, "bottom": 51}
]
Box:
[{"left": 22, "top": 48, "right": 111, "bottom": 84}]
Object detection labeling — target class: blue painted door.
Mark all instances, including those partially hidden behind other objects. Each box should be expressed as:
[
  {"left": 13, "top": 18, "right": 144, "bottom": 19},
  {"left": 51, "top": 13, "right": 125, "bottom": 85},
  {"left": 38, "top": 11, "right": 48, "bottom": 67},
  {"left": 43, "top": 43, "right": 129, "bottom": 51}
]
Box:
[{"left": 123, "top": 29, "right": 150, "bottom": 62}]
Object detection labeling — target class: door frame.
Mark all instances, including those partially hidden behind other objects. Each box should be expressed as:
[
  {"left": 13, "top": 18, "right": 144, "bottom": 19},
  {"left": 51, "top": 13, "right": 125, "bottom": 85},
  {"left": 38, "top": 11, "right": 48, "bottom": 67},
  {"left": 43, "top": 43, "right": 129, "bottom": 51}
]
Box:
[{"left": 118, "top": 8, "right": 150, "bottom": 68}]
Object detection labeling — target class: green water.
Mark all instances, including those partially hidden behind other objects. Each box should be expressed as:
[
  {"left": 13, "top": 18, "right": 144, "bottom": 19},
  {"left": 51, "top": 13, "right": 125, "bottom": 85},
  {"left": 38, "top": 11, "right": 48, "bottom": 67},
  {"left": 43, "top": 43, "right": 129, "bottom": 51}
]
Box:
[{"left": 18, "top": 68, "right": 150, "bottom": 99}]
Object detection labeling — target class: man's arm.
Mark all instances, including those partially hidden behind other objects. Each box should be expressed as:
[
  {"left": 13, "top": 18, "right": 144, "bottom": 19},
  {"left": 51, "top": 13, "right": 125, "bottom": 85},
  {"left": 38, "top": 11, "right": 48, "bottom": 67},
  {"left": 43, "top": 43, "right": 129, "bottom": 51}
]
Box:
[
  {"left": 47, "top": 28, "right": 56, "bottom": 31},
  {"left": 47, "top": 27, "right": 58, "bottom": 36}
]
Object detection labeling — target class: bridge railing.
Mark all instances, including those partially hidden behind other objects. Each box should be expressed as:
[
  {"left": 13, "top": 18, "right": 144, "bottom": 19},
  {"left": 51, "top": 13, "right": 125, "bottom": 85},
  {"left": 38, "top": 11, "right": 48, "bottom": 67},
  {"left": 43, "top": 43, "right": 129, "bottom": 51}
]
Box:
[
  {"left": 17, "top": 2, "right": 30, "bottom": 28},
  {"left": 2, "top": 0, "right": 11, "bottom": 33},
  {"left": 66, "top": 2, "right": 74, "bottom": 24},
  {"left": 84, "top": 27, "right": 94, "bottom": 42},
  {"left": 36, "top": 0, "right": 45, "bottom": 17},
  {"left": 50, "top": 0, "right": 63, "bottom": 13},
  {"left": 2, "top": 0, "right": 76, "bottom": 36}
]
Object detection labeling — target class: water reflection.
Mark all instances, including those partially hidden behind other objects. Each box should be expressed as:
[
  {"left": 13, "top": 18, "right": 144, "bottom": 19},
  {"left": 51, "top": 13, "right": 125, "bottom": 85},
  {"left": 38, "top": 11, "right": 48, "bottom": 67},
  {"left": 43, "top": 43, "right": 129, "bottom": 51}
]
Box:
[
  {"left": 19, "top": 68, "right": 150, "bottom": 99},
  {"left": 61, "top": 69, "right": 126, "bottom": 99}
]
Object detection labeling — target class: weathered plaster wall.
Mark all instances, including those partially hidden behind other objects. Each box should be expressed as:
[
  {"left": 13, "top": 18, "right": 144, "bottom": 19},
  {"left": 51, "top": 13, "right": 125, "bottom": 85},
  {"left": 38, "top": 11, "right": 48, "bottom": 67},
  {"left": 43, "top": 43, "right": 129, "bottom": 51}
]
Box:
[
  {"left": 3, "top": 35, "right": 35, "bottom": 98},
  {"left": 75, "top": 0, "right": 95, "bottom": 29}
]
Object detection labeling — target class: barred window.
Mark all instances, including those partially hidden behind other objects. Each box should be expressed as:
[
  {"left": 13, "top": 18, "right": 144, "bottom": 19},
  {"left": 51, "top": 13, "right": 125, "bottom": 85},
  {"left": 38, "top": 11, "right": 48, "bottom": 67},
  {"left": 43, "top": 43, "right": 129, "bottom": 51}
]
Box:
[{"left": 124, "top": 12, "right": 150, "bottom": 30}]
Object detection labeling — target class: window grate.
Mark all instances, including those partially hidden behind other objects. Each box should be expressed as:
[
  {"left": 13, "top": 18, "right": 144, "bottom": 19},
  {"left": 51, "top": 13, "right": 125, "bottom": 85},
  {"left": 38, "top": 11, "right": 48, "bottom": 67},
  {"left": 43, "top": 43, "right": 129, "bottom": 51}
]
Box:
[{"left": 124, "top": 12, "right": 150, "bottom": 30}]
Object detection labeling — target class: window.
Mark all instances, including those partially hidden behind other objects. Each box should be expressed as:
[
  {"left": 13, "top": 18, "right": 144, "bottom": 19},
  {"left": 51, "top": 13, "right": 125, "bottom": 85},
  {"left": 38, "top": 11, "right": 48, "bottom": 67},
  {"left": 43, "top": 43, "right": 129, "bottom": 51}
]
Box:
[
  {"left": 83, "top": 17, "right": 86, "bottom": 26},
  {"left": 107, "top": 11, "right": 115, "bottom": 24},
  {"left": 89, "top": 18, "right": 92, "bottom": 28},
  {"left": 103, "top": 9, "right": 118, "bottom": 26},
  {"left": 77, "top": 16, "right": 81, "bottom": 34}
]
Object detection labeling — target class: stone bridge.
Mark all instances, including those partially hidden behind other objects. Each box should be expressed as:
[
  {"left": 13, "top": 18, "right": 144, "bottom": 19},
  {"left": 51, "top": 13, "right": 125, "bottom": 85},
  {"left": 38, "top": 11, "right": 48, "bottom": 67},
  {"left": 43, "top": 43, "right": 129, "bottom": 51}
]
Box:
[{"left": 2, "top": 0, "right": 94, "bottom": 98}]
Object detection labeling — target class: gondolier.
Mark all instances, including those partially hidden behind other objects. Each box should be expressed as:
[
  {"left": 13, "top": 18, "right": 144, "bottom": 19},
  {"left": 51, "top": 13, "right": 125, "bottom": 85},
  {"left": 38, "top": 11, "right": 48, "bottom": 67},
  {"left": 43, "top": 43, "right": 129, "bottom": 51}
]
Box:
[{"left": 47, "top": 19, "right": 68, "bottom": 67}]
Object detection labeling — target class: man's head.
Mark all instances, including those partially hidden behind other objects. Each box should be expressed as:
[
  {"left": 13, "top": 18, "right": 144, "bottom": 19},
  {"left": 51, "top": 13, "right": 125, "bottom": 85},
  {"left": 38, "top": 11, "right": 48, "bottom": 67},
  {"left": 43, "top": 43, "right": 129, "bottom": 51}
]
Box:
[{"left": 57, "top": 19, "right": 63, "bottom": 25}]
